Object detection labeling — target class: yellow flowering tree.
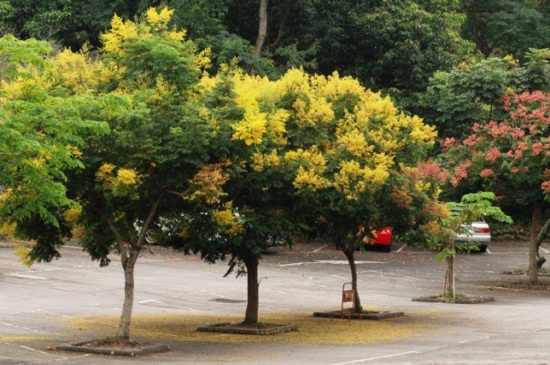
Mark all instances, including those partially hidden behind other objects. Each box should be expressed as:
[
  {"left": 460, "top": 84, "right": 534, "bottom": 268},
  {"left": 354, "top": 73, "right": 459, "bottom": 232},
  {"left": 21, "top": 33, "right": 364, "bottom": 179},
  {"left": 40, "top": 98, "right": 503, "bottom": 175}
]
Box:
[
  {"left": 179, "top": 67, "right": 440, "bottom": 324},
  {"left": 175, "top": 69, "right": 299, "bottom": 326},
  {"left": 275, "top": 70, "right": 439, "bottom": 312},
  {"left": 0, "top": 7, "right": 217, "bottom": 343},
  {"left": 58, "top": 7, "right": 219, "bottom": 343}
]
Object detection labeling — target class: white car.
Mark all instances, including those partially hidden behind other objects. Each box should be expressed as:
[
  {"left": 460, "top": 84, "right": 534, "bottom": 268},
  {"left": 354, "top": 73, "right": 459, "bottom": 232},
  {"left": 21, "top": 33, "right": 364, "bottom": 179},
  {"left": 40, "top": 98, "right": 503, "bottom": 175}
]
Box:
[{"left": 455, "top": 218, "right": 491, "bottom": 253}]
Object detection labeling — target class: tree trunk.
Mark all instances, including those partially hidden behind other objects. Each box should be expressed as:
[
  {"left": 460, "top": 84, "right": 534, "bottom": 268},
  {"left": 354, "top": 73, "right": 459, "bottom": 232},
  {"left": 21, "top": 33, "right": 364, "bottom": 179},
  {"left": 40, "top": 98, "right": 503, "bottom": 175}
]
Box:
[
  {"left": 343, "top": 248, "right": 362, "bottom": 313},
  {"left": 243, "top": 257, "right": 260, "bottom": 325},
  {"left": 528, "top": 202, "right": 542, "bottom": 283},
  {"left": 442, "top": 238, "right": 456, "bottom": 299},
  {"left": 249, "top": 0, "right": 268, "bottom": 76},
  {"left": 270, "top": 0, "right": 292, "bottom": 50},
  {"left": 535, "top": 217, "right": 550, "bottom": 268},
  {"left": 116, "top": 246, "right": 139, "bottom": 340}
]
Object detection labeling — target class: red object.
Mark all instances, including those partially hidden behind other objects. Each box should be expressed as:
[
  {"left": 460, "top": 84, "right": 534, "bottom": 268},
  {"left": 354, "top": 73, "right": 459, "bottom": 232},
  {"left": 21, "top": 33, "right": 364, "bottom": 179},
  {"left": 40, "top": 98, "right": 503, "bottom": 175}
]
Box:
[{"left": 373, "top": 227, "right": 392, "bottom": 245}]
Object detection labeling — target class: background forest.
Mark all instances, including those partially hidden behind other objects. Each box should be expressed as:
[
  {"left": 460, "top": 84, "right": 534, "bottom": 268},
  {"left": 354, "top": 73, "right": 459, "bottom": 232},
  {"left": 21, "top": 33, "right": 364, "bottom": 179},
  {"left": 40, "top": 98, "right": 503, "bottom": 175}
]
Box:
[{"left": 1, "top": 0, "right": 550, "bottom": 141}]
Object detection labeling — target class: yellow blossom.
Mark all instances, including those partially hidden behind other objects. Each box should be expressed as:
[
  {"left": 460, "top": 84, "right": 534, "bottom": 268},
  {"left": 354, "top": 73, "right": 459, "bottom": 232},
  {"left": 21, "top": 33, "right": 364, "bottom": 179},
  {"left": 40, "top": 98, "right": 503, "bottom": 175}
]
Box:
[
  {"left": 97, "top": 163, "right": 115, "bottom": 181},
  {"left": 293, "top": 166, "right": 330, "bottom": 190},
  {"left": 116, "top": 168, "right": 138, "bottom": 186},
  {"left": 146, "top": 7, "right": 174, "bottom": 31},
  {"left": 212, "top": 202, "right": 243, "bottom": 236},
  {"left": 251, "top": 150, "right": 282, "bottom": 172},
  {"left": 100, "top": 14, "right": 139, "bottom": 56},
  {"left": 14, "top": 242, "right": 34, "bottom": 267}
]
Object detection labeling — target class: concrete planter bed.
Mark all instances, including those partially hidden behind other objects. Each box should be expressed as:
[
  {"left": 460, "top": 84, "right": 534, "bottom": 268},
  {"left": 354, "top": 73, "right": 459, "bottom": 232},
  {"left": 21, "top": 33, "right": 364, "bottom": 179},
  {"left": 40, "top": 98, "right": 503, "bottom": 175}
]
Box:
[
  {"left": 313, "top": 310, "right": 404, "bottom": 320},
  {"left": 55, "top": 339, "right": 170, "bottom": 357},
  {"left": 413, "top": 295, "right": 495, "bottom": 304},
  {"left": 197, "top": 322, "right": 298, "bottom": 335}
]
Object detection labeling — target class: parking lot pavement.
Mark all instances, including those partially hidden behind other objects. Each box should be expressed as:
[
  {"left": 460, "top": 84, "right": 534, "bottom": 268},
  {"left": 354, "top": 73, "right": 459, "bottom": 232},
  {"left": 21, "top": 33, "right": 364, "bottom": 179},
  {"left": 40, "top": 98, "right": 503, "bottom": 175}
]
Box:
[{"left": 2, "top": 240, "right": 550, "bottom": 364}]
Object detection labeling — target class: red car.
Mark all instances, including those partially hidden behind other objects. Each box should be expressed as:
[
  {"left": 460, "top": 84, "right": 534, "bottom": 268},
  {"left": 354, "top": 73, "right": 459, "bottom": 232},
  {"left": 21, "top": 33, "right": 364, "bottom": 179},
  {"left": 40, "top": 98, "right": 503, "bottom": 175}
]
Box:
[{"left": 360, "top": 226, "right": 393, "bottom": 253}]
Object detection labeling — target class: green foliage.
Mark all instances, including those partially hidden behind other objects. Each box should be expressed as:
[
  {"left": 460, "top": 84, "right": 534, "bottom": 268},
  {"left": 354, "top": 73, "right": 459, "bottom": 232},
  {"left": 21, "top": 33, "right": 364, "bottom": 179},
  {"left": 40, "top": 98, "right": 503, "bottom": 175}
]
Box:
[
  {"left": 433, "top": 192, "right": 512, "bottom": 260},
  {"left": 0, "top": 35, "right": 51, "bottom": 80},
  {"left": 421, "top": 52, "right": 550, "bottom": 140},
  {"left": 461, "top": 0, "right": 550, "bottom": 59},
  {"left": 0, "top": 35, "right": 106, "bottom": 263}
]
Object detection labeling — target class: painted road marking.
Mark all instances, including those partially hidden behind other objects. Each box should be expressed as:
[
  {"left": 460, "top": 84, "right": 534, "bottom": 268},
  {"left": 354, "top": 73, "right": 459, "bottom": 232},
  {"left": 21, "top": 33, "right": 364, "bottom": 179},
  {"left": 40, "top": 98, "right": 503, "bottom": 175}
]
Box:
[
  {"left": 331, "top": 350, "right": 420, "bottom": 365},
  {"left": 9, "top": 273, "right": 48, "bottom": 280}
]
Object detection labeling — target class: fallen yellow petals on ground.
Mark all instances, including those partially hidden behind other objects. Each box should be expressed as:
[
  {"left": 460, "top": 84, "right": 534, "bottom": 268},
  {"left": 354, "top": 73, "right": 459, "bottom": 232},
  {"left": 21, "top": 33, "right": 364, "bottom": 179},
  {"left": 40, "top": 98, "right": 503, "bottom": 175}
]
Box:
[{"left": 65, "top": 309, "right": 446, "bottom": 346}]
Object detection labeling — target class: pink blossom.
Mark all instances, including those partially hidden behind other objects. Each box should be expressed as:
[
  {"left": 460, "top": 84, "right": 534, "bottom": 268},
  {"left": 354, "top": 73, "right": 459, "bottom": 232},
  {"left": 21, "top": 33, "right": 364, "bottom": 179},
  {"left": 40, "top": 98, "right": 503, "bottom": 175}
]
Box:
[
  {"left": 514, "top": 150, "right": 523, "bottom": 159},
  {"left": 441, "top": 137, "right": 457, "bottom": 152},
  {"left": 480, "top": 169, "right": 495, "bottom": 178},
  {"left": 532, "top": 142, "right": 544, "bottom": 156},
  {"left": 485, "top": 147, "right": 500, "bottom": 162},
  {"left": 417, "top": 160, "right": 450, "bottom": 183},
  {"left": 542, "top": 180, "right": 550, "bottom": 193},
  {"left": 506, "top": 150, "right": 514, "bottom": 158},
  {"left": 511, "top": 128, "right": 525, "bottom": 140},
  {"left": 510, "top": 167, "right": 519, "bottom": 174},
  {"left": 454, "top": 160, "right": 472, "bottom": 179},
  {"left": 517, "top": 141, "right": 528, "bottom": 151},
  {"left": 463, "top": 134, "right": 477, "bottom": 147}
]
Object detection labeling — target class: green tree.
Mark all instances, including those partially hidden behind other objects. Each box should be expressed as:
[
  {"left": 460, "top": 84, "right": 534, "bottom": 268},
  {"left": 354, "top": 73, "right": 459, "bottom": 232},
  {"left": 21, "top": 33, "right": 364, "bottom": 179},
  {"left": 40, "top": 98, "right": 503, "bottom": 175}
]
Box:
[
  {"left": 461, "top": 0, "right": 550, "bottom": 59},
  {"left": 0, "top": 36, "right": 105, "bottom": 264},
  {"left": 305, "top": 0, "right": 475, "bottom": 103},
  {"left": 0, "top": 0, "right": 160, "bottom": 50},
  {"left": 435, "top": 192, "right": 512, "bottom": 299},
  {"left": 421, "top": 49, "right": 550, "bottom": 141}
]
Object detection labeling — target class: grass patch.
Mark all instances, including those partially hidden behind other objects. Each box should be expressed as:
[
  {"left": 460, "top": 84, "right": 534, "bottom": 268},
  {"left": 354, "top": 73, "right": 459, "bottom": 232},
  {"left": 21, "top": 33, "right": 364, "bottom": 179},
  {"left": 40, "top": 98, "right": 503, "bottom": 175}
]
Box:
[{"left": 64, "top": 310, "right": 443, "bottom": 346}]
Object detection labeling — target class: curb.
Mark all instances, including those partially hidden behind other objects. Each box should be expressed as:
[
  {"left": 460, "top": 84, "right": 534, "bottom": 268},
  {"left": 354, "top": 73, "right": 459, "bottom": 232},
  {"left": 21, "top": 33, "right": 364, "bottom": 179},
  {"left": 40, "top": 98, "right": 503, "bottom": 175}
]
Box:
[
  {"left": 55, "top": 341, "right": 170, "bottom": 357},
  {"left": 313, "top": 310, "right": 405, "bottom": 320},
  {"left": 197, "top": 323, "right": 298, "bottom": 335},
  {"left": 412, "top": 295, "right": 495, "bottom": 304}
]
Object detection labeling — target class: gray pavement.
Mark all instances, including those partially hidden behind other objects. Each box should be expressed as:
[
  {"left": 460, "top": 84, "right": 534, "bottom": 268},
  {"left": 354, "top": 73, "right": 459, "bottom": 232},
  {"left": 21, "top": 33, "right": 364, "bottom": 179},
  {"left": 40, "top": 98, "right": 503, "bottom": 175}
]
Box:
[{"left": 2, "top": 240, "right": 550, "bottom": 364}]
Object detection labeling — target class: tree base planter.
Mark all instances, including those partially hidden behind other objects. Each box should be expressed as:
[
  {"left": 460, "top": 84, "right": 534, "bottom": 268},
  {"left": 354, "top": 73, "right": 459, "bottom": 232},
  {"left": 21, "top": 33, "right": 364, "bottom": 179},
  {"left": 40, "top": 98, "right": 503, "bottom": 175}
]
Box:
[
  {"left": 197, "top": 322, "right": 298, "bottom": 335},
  {"left": 55, "top": 339, "right": 170, "bottom": 357},
  {"left": 503, "top": 270, "right": 550, "bottom": 277},
  {"left": 313, "top": 310, "right": 404, "bottom": 320},
  {"left": 412, "top": 295, "right": 495, "bottom": 304}
]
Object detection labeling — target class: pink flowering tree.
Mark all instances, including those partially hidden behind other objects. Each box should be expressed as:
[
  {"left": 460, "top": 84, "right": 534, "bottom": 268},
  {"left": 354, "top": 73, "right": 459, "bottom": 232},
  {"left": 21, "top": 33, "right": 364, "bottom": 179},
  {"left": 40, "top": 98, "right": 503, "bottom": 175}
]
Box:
[{"left": 441, "top": 91, "right": 550, "bottom": 283}]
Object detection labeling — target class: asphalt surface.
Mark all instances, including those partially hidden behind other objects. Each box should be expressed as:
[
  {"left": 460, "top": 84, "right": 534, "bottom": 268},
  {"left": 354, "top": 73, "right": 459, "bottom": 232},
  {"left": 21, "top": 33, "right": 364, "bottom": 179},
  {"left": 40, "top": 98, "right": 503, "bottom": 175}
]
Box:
[{"left": 2, "top": 239, "right": 550, "bottom": 365}]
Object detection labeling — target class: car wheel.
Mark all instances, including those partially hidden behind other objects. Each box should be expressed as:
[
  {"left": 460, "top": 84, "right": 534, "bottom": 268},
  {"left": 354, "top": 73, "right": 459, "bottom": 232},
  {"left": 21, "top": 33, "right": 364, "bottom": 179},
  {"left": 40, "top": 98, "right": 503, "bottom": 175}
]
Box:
[
  {"left": 382, "top": 243, "right": 392, "bottom": 253},
  {"left": 478, "top": 244, "right": 488, "bottom": 253}
]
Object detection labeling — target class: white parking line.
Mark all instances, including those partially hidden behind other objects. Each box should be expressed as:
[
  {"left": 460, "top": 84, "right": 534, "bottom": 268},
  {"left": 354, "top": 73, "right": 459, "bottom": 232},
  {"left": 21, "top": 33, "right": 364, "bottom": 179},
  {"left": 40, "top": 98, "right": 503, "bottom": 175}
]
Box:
[
  {"left": 331, "top": 350, "right": 420, "bottom": 365},
  {"left": 540, "top": 247, "right": 549, "bottom": 253},
  {"left": 313, "top": 244, "right": 328, "bottom": 253},
  {"left": 396, "top": 244, "right": 407, "bottom": 253},
  {"left": 9, "top": 273, "right": 48, "bottom": 280}
]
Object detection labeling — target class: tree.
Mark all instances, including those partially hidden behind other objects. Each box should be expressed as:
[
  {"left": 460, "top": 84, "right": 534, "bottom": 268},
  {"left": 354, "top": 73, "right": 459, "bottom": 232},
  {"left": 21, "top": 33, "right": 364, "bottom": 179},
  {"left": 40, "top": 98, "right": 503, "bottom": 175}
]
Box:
[
  {"left": 304, "top": 0, "right": 475, "bottom": 107},
  {"left": 420, "top": 49, "right": 550, "bottom": 141},
  {"left": 461, "top": 0, "right": 550, "bottom": 59},
  {"left": 174, "top": 69, "right": 298, "bottom": 326},
  {"left": 0, "top": 36, "right": 104, "bottom": 264},
  {"left": 1, "top": 8, "right": 213, "bottom": 342},
  {"left": 63, "top": 8, "right": 216, "bottom": 342},
  {"left": 440, "top": 91, "right": 550, "bottom": 283},
  {"left": 0, "top": 0, "right": 161, "bottom": 50},
  {"left": 269, "top": 69, "right": 438, "bottom": 312},
  {"left": 435, "top": 192, "right": 512, "bottom": 299}
]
